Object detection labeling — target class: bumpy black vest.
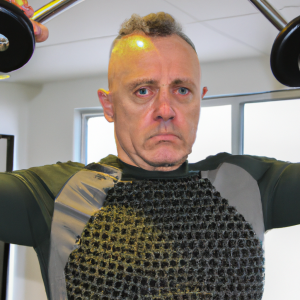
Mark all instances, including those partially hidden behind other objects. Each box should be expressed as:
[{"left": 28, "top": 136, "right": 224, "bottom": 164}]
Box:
[{"left": 63, "top": 173, "right": 264, "bottom": 300}]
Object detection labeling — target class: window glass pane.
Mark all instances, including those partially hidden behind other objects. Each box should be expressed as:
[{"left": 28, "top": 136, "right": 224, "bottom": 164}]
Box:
[
  {"left": 87, "top": 116, "right": 117, "bottom": 164},
  {"left": 188, "top": 105, "right": 232, "bottom": 163},
  {"left": 244, "top": 99, "right": 300, "bottom": 162},
  {"left": 244, "top": 99, "right": 300, "bottom": 300},
  {"left": 263, "top": 225, "right": 300, "bottom": 300}
]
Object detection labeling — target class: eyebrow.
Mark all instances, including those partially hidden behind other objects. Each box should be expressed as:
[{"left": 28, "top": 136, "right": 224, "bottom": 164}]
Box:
[
  {"left": 172, "top": 78, "right": 197, "bottom": 89},
  {"left": 126, "top": 78, "right": 197, "bottom": 91},
  {"left": 126, "top": 79, "right": 158, "bottom": 91}
]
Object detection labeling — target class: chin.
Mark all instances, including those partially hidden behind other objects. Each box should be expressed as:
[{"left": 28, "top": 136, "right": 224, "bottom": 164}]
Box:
[{"left": 141, "top": 148, "right": 189, "bottom": 168}]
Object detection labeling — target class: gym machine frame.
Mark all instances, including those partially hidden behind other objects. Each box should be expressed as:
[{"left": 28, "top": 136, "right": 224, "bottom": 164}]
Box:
[
  {"left": 248, "top": 0, "right": 300, "bottom": 87},
  {"left": 0, "top": 0, "right": 300, "bottom": 83},
  {"left": 0, "top": 0, "right": 300, "bottom": 87}
]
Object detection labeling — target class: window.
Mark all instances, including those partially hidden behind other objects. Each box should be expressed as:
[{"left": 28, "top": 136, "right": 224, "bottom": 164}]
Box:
[
  {"left": 189, "top": 105, "right": 231, "bottom": 163},
  {"left": 82, "top": 88, "right": 300, "bottom": 300},
  {"left": 243, "top": 97, "right": 300, "bottom": 300},
  {"left": 86, "top": 114, "right": 117, "bottom": 164},
  {"left": 244, "top": 99, "right": 300, "bottom": 162}
]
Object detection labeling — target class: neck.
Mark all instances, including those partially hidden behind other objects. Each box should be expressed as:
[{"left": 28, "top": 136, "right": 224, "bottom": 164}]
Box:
[{"left": 118, "top": 152, "right": 186, "bottom": 172}]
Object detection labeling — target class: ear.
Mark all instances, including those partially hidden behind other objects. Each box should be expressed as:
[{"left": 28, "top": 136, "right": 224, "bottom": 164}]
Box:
[
  {"left": 201, "top": 87, "right": 208, "bottom": 99},
  {"left": 98, "top": 89, "right": 114, "bottom": 122}
]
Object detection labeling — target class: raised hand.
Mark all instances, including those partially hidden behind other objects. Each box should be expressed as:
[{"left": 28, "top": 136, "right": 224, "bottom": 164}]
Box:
[
  {"left": 31, "top": 19, "right": 49, "bottom": 43},
  {"left": 6, "top": 0, "right": 34, "bottom": 17},
  {"left": 5, "top": 0, "right": 49, "bottom": 42}
]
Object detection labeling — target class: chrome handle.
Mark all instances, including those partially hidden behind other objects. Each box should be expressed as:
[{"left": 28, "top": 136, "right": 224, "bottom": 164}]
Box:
[
  {"left": 248, "top": 0, "right": 288, "bottom": 31},
  {"left": 32, "top": 0, "right": 85, "bottom": 24}
]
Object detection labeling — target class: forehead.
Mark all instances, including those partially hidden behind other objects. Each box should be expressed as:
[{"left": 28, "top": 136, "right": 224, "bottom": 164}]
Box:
[
  {"left": 109, "top": 33, "right": 200, "bottom": 88},
  {"left": 111, "top": 34, "right": 156, "bottom": 56}
]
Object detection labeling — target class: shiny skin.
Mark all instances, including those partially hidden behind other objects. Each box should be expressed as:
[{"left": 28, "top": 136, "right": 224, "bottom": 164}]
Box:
[{"left": 98, "top": 33, "right": 207, "bottom": 171}]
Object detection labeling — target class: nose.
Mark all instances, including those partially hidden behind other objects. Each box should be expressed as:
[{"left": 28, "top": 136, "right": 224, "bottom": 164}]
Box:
[{"left": 153, "top": 90, "right": 176, "bottom": 122}]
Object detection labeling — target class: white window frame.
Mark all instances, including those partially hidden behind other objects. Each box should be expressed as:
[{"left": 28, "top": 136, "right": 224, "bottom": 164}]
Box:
[
  {"left": 81, "top": 110, "right": 104, "bottom": 165},
  {"left": 81, "top": 88, "right": 300, "bottom": 164}
]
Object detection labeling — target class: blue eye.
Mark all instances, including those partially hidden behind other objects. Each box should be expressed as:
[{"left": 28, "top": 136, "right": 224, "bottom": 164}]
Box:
[
  {"left": 178, "top": 87, "right": 189, "bottom": 95},
  {"left": 138, "top": 88, "right": 148, "bottom": 95}
]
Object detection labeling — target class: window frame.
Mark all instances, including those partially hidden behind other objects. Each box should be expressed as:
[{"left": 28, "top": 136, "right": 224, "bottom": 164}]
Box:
[
  {"left": 202, "top": 88, "right": 300, "bottom": 156},
  {"left": 81, "top": 88, "right": 300, "bottom": 164},
  {"left": 0, "top": 134, "right": 14, "bottom": 300},
  {"left": 81, "top": 110, "right": 104, "bottom": 165}
]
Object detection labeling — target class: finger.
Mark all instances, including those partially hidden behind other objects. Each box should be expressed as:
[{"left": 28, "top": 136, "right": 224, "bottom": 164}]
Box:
[
  {"left": 5, "top": 0, "right": 34, "bottom": 18},
  {"left": 22, "top": 4, "right": 34, "bottom": 18},
  {"left": 31, "top": 20, "right": 49, "bottom": 43}
]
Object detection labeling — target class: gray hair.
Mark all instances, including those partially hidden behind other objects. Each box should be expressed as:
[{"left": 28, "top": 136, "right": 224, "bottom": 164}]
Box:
[{"left": 110, "top": 12, "right": 196, "bottom": 56}]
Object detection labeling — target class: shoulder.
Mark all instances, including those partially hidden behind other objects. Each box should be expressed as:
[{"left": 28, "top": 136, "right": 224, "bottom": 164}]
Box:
[
  {"left": 190, "top": 152, "right": 292, "bottom": 181},
  {"left": 28, "top": 161, "right": 85, "bottom": 198},
  {"left": 190, "top": 153, "right": 300, "bottom": 230}
]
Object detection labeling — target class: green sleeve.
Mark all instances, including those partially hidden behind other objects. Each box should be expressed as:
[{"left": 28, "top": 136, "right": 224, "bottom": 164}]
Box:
[
  {"left": 0, "top": 161, "right": 84, "bottom": 247},
  {"left": 0, "top": 173, "right": 37, "bottom": 246},
  {"left": 224, "top": 155, "right": 300, "bottom": 230},
  {"left": 240, "top": 156, "right": 300, "bottom": 230},
  {"left": 261, "top": 160, "right": 300, "bottom": 230},
  {"left": 194, "top": 153, "right": 300, "bottom": 231}
]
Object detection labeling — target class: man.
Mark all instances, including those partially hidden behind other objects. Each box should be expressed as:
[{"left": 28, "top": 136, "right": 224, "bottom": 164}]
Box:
[{"left": 0, "top": 8, "right": 300, "bottom": 300}]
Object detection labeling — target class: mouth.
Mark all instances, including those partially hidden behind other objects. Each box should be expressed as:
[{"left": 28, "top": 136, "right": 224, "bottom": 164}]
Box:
[{"left": 149, "top": 133, "right": 180, "bottom": 143}]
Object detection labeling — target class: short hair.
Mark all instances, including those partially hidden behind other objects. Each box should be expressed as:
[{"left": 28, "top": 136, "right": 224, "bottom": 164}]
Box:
[{"left": 110, "top": 12, "right": 197, "bottom": 56}]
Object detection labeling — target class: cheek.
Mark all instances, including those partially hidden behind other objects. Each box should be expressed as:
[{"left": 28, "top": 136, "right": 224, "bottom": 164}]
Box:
[
  {"left": 123, "top": 101, "right": 157, "bottom": 133},
  {"left": 175, "top": 104, "right": 200, "bottom": 138},
  {"left": 136, "top": 109, "right": 157, "bottom": 132},
  {"left": 114, "top": 101, "right": 151, "bottom": 138}
]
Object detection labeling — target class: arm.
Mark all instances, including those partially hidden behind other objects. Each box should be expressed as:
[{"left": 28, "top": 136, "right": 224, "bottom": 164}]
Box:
[
  {"left": 245, "top": 156, "right": 300, "bottom": 231},
  {"left": 0, "top": 173, "right": 37, "bottom": 246},
  {"left": 268, "top": 163, "right": 300, "bottom": 229},
  {"left": 0, "top": 161, "right": 84, "bottom": 247},
  {"left": 194, "top": 153, "right": 300, "bottom": 231}
]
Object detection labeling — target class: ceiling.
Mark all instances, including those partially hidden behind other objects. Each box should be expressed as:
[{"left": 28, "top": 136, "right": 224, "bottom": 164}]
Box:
[{"left": 5, "top": 0, "right": 300, "bottom": 84}]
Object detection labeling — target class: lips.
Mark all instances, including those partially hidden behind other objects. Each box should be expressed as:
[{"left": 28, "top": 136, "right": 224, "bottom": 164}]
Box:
[{"left": 149, "top": 133, "right": 179, "bottom": 143}]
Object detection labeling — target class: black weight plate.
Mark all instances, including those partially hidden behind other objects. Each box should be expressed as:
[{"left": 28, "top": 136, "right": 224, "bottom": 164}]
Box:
[
  {"left": 0, "top": 0, "right": 35, "bottom": 73},
  {"left": 271, "top": 15, "right": 300, "bottom": 87}
]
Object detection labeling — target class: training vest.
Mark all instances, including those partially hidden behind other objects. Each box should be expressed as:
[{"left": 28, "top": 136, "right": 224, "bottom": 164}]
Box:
[{"left": 48, "top": 160, "right": 266, "bottom": 300}]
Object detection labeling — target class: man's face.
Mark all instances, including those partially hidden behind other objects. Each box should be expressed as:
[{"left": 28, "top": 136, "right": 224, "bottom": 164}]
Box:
[{"left": 99, "top": 33, "right": 202, "bottom": 171}]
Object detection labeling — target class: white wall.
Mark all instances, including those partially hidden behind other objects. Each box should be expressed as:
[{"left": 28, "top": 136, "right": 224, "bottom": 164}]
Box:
[
  {"left": 27, "top": 76, "right": 108, "bottom": 167},
  {"left": 0, "top": 82, "right": 40, "bottom": 170},
  {"left": 0, "top": 55, "right": 288, "bottom": 300},
  {"left": 201, "top": 56, "right": 285, "bottom": 96}
]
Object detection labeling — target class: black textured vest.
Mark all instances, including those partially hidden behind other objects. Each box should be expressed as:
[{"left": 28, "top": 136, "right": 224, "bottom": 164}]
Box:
[{"left": 64, "top": 173, "right": 264, "bottom": 300}]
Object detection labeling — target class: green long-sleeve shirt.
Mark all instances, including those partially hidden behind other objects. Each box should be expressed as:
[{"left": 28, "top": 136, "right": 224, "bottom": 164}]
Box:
[{"left": 0, "top": 153, "right": 299, "bottom": 299}]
